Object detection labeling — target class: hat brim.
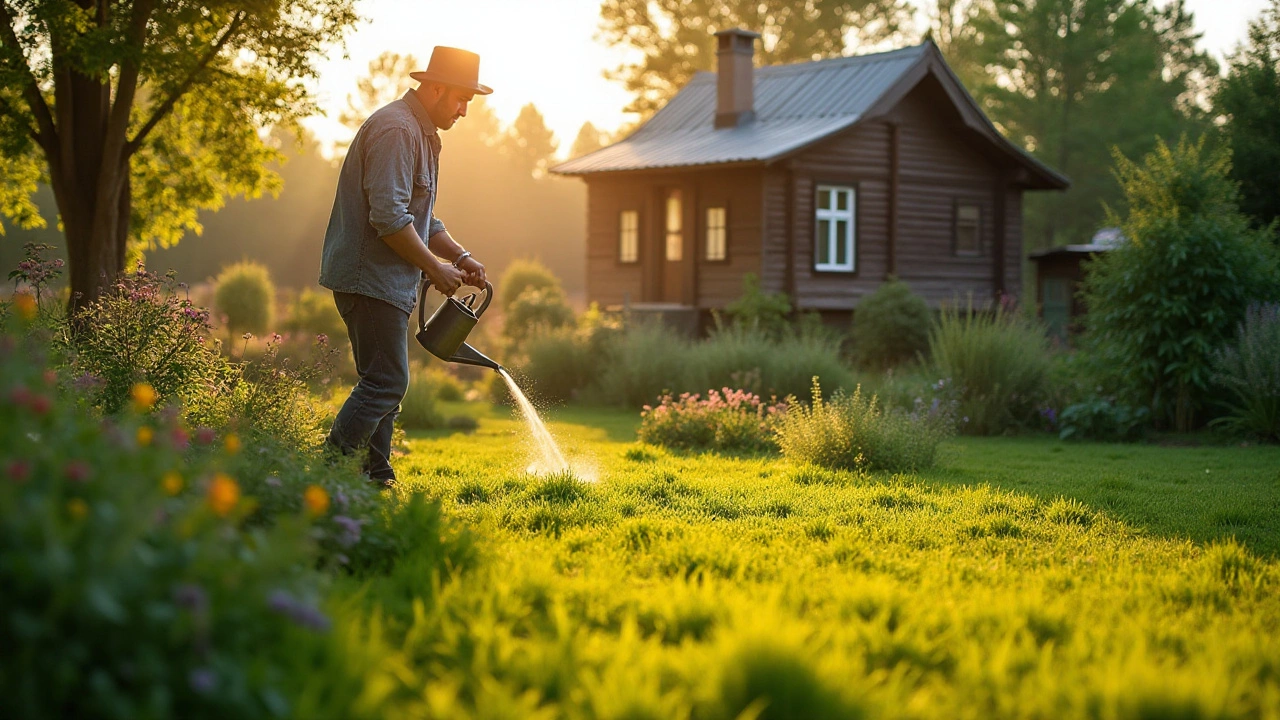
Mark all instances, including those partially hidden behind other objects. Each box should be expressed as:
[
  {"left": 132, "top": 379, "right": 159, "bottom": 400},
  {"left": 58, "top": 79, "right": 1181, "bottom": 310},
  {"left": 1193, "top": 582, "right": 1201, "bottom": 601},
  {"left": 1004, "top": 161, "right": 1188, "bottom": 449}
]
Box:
[{"left": 410, "top": 71, "right": 493, "bottom": 95}]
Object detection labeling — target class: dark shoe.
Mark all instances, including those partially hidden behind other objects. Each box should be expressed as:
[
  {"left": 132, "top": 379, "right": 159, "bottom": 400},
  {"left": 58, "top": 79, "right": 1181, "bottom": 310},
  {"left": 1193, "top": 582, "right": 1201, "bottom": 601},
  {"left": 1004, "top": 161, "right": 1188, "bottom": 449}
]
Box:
[{"left": 366, "top": 473, "right": 396, "bottom": 489}]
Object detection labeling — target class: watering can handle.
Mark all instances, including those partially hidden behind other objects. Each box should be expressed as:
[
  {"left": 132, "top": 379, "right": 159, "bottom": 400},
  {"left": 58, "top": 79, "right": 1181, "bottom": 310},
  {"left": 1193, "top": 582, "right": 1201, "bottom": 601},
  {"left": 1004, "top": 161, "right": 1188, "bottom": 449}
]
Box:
[{"left": 417, "top": 279, "right": 494, "bottom": 331}]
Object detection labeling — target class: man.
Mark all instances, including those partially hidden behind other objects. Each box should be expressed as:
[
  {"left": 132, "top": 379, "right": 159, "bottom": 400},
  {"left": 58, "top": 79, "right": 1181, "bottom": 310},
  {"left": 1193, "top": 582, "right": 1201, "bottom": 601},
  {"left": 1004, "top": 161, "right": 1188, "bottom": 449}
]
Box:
[{"left": 319, "top": 46, "right": 491, "bottom": 487}]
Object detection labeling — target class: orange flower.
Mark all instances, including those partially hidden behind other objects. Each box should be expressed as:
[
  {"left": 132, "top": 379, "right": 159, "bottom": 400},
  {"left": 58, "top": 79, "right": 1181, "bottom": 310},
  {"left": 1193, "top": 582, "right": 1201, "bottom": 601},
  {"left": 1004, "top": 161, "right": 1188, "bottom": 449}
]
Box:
[
  {"left": 207, "top": 473, "right": 240, "bottom": 516},
  {"left": 13, "top": 292, "right": 37, "bottom": 320},
  {"left": 161, "top": 471, "right": 183, "bottom": 496},
  {"left": 303, "top": 485, "right": 329, "bottom": 517},
  {"left": 223, "top": 433, "right": 241, "bottom": 455},
  {"left": 67, "top": 498, "right": 89, "bottom": 520},
  {"left": 131, "top": 383, "right": 158, "bottom": 411},
  {"left": 136, "top": 426, "right": 154, "bottom": 446}
]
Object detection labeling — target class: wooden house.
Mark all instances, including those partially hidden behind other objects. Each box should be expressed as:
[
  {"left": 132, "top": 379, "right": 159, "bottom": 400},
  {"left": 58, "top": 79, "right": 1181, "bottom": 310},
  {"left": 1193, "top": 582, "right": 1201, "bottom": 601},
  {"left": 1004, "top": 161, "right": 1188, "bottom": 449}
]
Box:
[{"left": 551, "top": 29, "right": 1069, "bottom": 325}]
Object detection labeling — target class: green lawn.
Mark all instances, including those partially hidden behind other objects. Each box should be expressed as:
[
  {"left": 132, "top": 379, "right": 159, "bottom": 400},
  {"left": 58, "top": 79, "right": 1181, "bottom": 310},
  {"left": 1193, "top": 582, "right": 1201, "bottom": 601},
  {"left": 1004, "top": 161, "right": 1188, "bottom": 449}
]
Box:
[{"left": 355, "top": 403, "right": 1280, "bottom": 719}]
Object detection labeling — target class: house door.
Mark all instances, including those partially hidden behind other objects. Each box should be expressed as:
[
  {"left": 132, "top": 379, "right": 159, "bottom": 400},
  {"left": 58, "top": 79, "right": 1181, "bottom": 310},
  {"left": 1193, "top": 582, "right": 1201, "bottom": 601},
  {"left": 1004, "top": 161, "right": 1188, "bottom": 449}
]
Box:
[{"left": 661, "top": 188, "right": 687, "bottom": 304}]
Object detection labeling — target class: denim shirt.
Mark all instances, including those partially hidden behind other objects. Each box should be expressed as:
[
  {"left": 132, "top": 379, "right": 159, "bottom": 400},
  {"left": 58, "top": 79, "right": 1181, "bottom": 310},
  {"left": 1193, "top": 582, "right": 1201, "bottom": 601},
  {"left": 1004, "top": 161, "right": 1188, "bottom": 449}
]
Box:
[{"left": 319, "top": 90, "right": 446, "bottom": 314}]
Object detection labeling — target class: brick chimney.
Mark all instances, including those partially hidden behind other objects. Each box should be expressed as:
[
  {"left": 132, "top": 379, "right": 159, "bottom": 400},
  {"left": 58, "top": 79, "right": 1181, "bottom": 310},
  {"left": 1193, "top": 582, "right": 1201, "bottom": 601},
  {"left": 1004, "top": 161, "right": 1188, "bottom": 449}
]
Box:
[{"left": 713, "top": 28, "right": 760, "bottom": 129}]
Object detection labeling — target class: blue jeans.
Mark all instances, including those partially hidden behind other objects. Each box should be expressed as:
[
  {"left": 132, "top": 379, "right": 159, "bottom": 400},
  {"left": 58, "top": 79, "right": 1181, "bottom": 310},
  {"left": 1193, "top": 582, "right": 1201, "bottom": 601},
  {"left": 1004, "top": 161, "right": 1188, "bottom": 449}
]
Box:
[{"left": 327, "top": 291, "right": 409, "bottom": 481}]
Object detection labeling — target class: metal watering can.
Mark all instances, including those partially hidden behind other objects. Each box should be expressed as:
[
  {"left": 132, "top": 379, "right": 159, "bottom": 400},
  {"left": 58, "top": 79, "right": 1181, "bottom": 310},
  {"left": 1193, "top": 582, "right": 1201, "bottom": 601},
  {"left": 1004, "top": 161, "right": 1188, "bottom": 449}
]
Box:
[{"left": 415, "top": 279, "right": 502, "bottom": 371}]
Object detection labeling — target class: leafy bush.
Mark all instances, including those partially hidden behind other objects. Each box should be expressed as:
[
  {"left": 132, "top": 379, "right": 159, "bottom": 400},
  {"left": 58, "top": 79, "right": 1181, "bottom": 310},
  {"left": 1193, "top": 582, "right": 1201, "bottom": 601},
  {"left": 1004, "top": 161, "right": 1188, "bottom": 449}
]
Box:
[
  {"left": 1058, "top": 398, "right": 1151, "bottom": 442},
  {"left": 282, "top": 286, "right": 345, "bottom": 341},
  {"left": 723, "top": 273, "right": 791, "bottom": 337},
  {"left": 497, "top": 258, "right": 562, "bottom": 312},
  {"left": 776, "top": 380, "right": 951, "bottom": 472},
  {"left": 638, "top": 388, "right": 788, "bottom": 452},
  {"left": 929, "top": 301, "right": 1051, "bottom": 435},
  {"left": 852, "top": 278, "right": 931, "bottom": 370},
  {"left": 589, "top": 321, "right": 692, "bottom": 408},
  {"left": 65, "top": 265, "right": 232, "bottom": 415},
  {"left": 522, "top": 326, "right": 593, "bottom": 403},
  {"left": 1081, "top": 136, "right": 1280, "bottom": 431},
  {"left": 503, "top": 285, "right": 575, "bottom": 350},
  {"left": 1211, "top": 303, "right": 1280, "bottom": 441},
  {"left": 399, "top": 365, "right": 445, "bottom": 430},
  {"left": 214, "top": 261, "right": 276, "bottom": 335},
  {"left": 688, "top": 324, "right": 857, "bottom": 403}
]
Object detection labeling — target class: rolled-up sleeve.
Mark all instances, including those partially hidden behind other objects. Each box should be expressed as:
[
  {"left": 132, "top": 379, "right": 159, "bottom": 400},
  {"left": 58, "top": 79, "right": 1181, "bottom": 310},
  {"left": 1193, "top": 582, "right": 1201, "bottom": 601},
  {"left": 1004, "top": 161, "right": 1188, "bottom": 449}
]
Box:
[
  {"left": 428, "top": 214, "right": 446, "bottom": 239},
  {"left": 361, "top": 126, "right": 416, "bottom": 237}
]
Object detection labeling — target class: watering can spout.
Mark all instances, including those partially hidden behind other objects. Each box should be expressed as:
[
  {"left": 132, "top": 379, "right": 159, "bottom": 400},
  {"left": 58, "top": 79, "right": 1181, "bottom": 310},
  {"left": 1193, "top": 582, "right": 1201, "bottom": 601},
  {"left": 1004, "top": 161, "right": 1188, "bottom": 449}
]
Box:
[{"left": 448, "top": 342, "right": 502, "bottom": 372}]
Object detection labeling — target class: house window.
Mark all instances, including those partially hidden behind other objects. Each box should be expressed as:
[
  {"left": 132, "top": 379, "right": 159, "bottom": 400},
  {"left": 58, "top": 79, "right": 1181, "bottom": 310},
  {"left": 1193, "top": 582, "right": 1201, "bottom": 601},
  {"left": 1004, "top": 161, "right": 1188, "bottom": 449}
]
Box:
[
  {"left": 619, "top": 210, "right": 638, "bottom": 263},
  {"left": 955, "top": 203, "right": 981, "bottom": 255},
  {"left": 705, "top": 206, "right": 727, "bottom": 261},
  {"left": 815, "top": 185, "right": 855, "bottom": 272},
  {"left": 665, "top": 190, "right": 682, "bottom": 262}
]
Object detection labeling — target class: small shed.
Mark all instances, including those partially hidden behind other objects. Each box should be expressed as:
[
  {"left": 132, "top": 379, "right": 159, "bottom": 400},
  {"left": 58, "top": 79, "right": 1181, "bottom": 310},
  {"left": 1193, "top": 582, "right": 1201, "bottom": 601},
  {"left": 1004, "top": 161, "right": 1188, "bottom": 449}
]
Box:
[
  {"left": 551, "top": 29, "right": 1069, "bottom": 324},
  {"left": 1028, "top": 228, "right": 1122, "bottom": 341}
]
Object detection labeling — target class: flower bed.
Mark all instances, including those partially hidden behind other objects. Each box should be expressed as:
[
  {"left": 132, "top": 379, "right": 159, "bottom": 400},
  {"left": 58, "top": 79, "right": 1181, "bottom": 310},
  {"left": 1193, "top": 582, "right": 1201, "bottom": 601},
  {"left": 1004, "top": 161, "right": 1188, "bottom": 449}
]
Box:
[{"left": 638, "top": 387, "right": 788, "bottom": 452}]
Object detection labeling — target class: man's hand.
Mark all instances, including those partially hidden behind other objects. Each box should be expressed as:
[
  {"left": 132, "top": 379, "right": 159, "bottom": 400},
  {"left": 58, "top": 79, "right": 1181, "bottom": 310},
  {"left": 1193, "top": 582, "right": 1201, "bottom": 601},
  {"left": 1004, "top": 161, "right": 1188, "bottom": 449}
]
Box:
[
  {"left": 423, "top": 258, "right": 464, "bottom": 296},
  {"left": 458, "top": 256, "right": 486, "bottom": 287}
]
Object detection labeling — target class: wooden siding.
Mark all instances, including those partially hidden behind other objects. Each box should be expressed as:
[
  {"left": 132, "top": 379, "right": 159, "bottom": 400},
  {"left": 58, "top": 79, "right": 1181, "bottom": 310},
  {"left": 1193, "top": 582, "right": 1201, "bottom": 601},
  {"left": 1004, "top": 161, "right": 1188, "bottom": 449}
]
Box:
[{"left": 583, "top": 169, "right": 764, "bottom": 309}]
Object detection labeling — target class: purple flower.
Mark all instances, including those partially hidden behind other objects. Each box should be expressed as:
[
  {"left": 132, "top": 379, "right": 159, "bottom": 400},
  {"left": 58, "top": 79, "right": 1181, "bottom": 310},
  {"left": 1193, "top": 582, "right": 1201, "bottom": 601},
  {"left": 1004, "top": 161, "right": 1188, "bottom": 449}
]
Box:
[
  {"left": 332, "top": 515, "right": 362, "bottom": 548},
  {"left": 266, "top": 589, "right": 331, "bottom": 631},
  {"left": 188, "top": 667, "right": 216, "bottom": 694}
]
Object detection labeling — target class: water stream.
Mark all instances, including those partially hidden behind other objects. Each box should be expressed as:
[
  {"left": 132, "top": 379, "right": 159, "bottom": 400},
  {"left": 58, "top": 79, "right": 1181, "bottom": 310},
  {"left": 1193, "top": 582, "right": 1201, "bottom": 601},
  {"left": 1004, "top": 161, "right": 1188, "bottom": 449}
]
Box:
[{"left": 498, "top": 368, "right": 569, "bottom": 475}]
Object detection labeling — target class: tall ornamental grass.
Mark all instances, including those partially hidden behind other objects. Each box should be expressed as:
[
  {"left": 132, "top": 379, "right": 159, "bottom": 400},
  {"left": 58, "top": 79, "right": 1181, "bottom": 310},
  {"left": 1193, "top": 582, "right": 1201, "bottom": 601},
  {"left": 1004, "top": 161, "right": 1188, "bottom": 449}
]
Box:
[
  {"left": 929, "top": 302, "right": 1051, "bottom": 435},
  {"left": 776, "top": 380, "right": 951, "bottom": 473},
  {"left": 1212, "top": 303, "right": 1280, "bottom": 441}
]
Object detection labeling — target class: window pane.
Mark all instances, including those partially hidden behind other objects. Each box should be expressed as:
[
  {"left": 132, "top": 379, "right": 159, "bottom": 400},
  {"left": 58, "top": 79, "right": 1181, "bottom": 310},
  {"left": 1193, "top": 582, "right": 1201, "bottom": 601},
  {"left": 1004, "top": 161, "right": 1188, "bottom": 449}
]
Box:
[
  {"left": 956, "top": 227, "right": 978, "bottom": 254},
  {"left": 706, "top": 207, "right": 726, "bottom": 261},
  {"left": 666, "top": 191, "right": 682, "bottom": 233},
  {"left": 816, "top": 219, "right": 831, "bottom": 265},
  {"left": 817, "top": 189, "right": 831, "bottom": 210},
  {"left": 956, "top": 204, "right": 980, "bottom": 254},
  {"left": 958, "top": 205, "right": 980, "bottom": 222},
  {"left": 836, "top": 190, "right": 849, "bottom": 211},
  {"left": 619, "top": 210, "right": 638, "bottom": 263},
  {"left": 835, "top": 220, "right": 848, "bottom": 265},
  {"left": 666, "top": 232, "right": 682, "bottom": 262}
]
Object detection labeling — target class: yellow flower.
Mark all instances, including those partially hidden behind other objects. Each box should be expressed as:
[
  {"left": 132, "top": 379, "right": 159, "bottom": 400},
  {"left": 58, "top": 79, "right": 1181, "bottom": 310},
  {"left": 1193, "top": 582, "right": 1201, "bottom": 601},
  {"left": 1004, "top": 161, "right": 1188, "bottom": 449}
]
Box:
[
  {"left": 136, "top": 426, "right": 154, "bottom": 446},
  {"left": 223, "top": 433, "right": 241, "bottom": 455},
  {"left": 67, "top": 498, "right": 89, "bottom": 520},
  {"left": 161, "top": 471, "right": 183, "bottom": 496},
  {"left": 207, "top": 473, "right": 240, "bottom": 516},
  {"left": 131, "top": 383, "right": 158, "bottom": 411},
  {"left": 303, "top": 484, "right": 330, "bottom": 517},
  {"left": 14, "top": 292, "right": 37, "bottom": 320}
]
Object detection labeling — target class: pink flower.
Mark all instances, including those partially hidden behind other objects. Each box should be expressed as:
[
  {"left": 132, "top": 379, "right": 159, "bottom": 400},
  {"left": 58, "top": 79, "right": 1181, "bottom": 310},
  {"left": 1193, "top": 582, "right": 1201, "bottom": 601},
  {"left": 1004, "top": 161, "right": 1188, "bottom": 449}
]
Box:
[
  {"left": 194, "top": 427, "right": 216, "bottom": 446},
  {"left": 7, "top": 460, "right": 30, "bottom": 483},
  {"left": 65, "top": 460, "right": 92, "bottom": 483}
]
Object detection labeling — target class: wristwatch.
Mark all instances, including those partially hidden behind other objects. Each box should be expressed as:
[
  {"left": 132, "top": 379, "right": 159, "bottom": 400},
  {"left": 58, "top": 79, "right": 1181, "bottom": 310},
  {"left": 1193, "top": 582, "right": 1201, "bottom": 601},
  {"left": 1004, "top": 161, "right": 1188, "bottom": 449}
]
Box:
[{"left": 452, "top": 251, "right": 472, "bottom": 269}]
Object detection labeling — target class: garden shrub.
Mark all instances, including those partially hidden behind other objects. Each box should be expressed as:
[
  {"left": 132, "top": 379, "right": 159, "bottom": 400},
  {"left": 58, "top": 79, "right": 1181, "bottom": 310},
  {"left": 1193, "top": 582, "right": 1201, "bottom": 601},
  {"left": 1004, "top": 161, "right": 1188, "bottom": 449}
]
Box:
[
  {"left": 283, "top": 286, "right": 345, "bottom": 341},
  {"left": 65, "top": 265, "right": 232, "bottom": 415},
  {"left": 497, "top": 258, "right": 562, "bottom": 312},
  {"left": 776, "top": 380, "right": 950, "bottom": 473},
  {"left": 503, "top": 285, "right": 575, "bottom": 350},
  {"left": 928, "top": 301, "right": 1051, "bottom": 435},
  {"left": 1057, "top": 398, "right": 1151, "bottom": 442},
  {"left": 852, "top": 278, "right": 931, "bottom": 370},
  {"left": 590, "top": 321, "right": 692, "bottom": 408},
  {"left": 723, "top": 273, "right": 791, "bottom": 337},
  {"left": 1211, "top": 303, "right": 1280, "bottom": 441},
  {"left": 399, "top": 364, "right": 445, "bottom": 430},
  {"left": 1081, "top": 136, "right": 1280, "bottom": 431},
  {"left": 688, "top": 324, "right": 857, "bottom": 403},
  {"left": 523, "top": 326, "right": 593, "bottom": 403},
  {"left": 214, "top": 260, "right": 276, "bottom": 335},
  {"left": 638, "top": 388, "right": 788, "bottom": 452}
]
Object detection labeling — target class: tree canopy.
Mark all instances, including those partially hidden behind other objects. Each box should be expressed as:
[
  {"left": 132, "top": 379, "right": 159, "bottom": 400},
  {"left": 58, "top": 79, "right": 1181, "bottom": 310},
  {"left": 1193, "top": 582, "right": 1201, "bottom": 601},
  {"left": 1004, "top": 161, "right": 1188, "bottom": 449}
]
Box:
[{"left": 0, "top": 0, "right": 357, "bottom": 309}]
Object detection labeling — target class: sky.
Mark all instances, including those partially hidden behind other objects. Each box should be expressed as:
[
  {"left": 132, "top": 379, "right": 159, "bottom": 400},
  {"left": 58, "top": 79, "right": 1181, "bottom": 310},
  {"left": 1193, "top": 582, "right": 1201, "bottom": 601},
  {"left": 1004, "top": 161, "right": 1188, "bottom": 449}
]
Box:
[{"left": 301, "top": 0, "right": 1272, "bottom": 159}]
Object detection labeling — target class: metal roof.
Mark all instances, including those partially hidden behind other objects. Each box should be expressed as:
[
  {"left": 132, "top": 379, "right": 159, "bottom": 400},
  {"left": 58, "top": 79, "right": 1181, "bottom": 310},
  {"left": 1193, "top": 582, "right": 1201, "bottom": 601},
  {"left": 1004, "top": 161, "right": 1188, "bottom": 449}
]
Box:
[
  {"left": 552, "top": 44, "right": 927, "bottom": 175},
  {"left": 551, "top": 42, "right": 1068, "bottom": 190}
]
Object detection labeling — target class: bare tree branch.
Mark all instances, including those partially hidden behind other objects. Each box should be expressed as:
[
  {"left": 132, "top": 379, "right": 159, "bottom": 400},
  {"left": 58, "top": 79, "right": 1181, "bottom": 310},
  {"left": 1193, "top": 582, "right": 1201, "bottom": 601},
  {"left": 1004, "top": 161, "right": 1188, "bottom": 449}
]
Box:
[
  {"left": 0, "top": 0, "right": 57, "bottom": 151},
  {"left": 125, "top": 9, "right": 246, "bottom": 155}
]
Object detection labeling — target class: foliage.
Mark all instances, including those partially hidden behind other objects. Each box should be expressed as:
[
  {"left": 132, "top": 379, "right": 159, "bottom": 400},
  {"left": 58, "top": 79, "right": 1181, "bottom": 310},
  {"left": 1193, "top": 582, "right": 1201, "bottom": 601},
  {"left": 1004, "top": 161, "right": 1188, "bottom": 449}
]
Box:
[
  {"left": 777, "top": 380, "right": 951, "bottom": 472},
  {"left": 1211, "top": 303, "right": 1280, "bottom": 442},
  {"left": 213, "top": 261, "right": 276, "bottom": 336},
  {"left": 283, "top": 287, "right": 346, "bottom": 342},
  {"left": 522, "top": 326, "right": 595, "bottom": 403},
  {"left": 1214, "top": 0, "right": 1280, "bottom": 229},
  {"left": 64, "top": 265, "right": 229, "bottom": 416},
  {"left": 928, "top": 301, "right": 1052, "bottom": 435},
  {"left": 337, "top": 51, "right": 420, "bottom": 153},
  {"left": 1058, "top": 398, "right": 1151, "bottom": 442},
  {"left": 568, "top": 121, "right": 607, "bottom": 159},
  {"left": 962, "top": 0, "right": 1218, "bottom": 248},
  {"left": 1080, "top": 137, "right": 1280, "bottom": 430},
  {"left": 638, "top": 388, "right": 788, "bottom": 452},
  {"left": 688, "top": 323, "right": 857, "bottom": 403},
  {"left": 0, "top": 0, "right": 359, "bottom": 307},
  {"left": 503, "top": 286, "right": 576, "bottom": 350},
  {"left": 723, "top": 273, "right": 792, "bottom": 337},
  {"left": 497, "top": 258, "right": 563, "bottom": 313},
  {"left": 851, "top": 278, "right": 932, "bottom": 370},
  {"left": 400, "top": 365, "right": 445, "bottom": 431},
  {"left": 500, "top": 103, "right": 559, "bottom": 178},
  {"left": 596, "top": 0, "right": 912, "bottom": 118}
]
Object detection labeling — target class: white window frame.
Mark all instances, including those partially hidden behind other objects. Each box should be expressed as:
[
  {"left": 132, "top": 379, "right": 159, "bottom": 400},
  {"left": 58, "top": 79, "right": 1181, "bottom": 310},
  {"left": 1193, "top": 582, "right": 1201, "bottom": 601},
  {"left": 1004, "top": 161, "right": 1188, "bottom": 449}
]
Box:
[
  {"left": 705, "top": 206, "right": 727, "bottom": 261},
  {"left": 619, "top": 210, "right": 639, "bottom": 263},
  {"left": 814, "top": 184, "right": 856, "bottom": 272}
]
